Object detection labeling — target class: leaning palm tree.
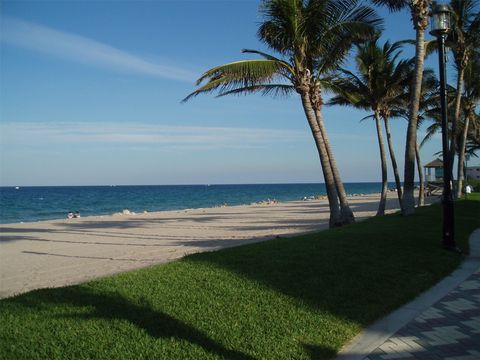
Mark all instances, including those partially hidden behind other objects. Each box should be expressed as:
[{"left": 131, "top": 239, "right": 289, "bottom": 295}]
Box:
[
  {"left": 372, "top": 0, "right": 432, "bottom": 215},
  {"left": 449, "top": 0, "right": 480, "bottom": 197},
  {"left": 393, "top": 68, "right": 439, "bottom": 206},
  {"left": 449, "top": 0, "right": 480, "bottom": 185},
  {"left": 457, "top": 50, "right": 480, "bottom": 195},
  {"left": 415, "top": 70, "right": 439, "bottom": 206},
  {"left": 183, "top": 0, "right": 381, "bottom": 228},
  {"left": 328, "top": 39, "right": 412, "bottom": 215}
]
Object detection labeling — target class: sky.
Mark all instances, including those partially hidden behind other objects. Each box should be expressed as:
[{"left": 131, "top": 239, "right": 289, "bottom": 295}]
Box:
[{"left": 0, "top": 0, "right": 474, "bottom": 186}]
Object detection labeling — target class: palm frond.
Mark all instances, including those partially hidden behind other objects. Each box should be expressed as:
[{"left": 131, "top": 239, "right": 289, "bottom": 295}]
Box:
[
  {"left": 390, "top": 38, "right": 437, "bottom": 58},
  {"left": 424, "top": 40, "right": 438, "bottom": 58},
  {"left": 420, "top": 123, "right": 442, "bottom": 147},
  {"left": 360, "top": 114, "right": 375, "bottom": 122},
  {"left": 194, "top": 59, "right": 288, "bottom": 86},
  {"left": 216, "top": 84, "right": 295, "bottom": 98},
  {"left": 371, "top": 0, "right": 407, "bottom": 12},
  {"left": 258, "top": 0, "right": 303, "bottom": 55},
  {"left": 241, "top": 49, "right": 294, "bottom": 73},
  {"left": 183, "top": 59, "right": 292, "bottom": 103},
  {"left": 315, "top": 2, "right": 383, "bottom": 74}
]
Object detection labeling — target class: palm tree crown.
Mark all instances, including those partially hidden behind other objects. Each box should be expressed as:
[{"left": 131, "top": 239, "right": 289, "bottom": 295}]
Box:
[
  {"left": 184, "top": 0, "right": 381, "bottom": 101},
  {"left": 449, "top": 0, "right": 480, "bottom": 69},
  {"left": 329, "top": 39, "right": 411, "bottom": 115}
]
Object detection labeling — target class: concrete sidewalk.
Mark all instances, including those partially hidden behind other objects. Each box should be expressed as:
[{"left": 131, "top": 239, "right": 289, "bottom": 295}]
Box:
[{"left": 337, "top": 229, "right": 480, "bottom": 360}]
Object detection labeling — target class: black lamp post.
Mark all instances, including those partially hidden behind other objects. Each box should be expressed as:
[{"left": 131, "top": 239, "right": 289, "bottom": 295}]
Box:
[{"left": 430, "top": 2, "right": 457, "bottom": 251}]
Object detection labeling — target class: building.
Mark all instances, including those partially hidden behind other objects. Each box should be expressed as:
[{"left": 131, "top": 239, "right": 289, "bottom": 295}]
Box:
[{"left": 466, "top": 166, "right": 480, "bottom": 180}]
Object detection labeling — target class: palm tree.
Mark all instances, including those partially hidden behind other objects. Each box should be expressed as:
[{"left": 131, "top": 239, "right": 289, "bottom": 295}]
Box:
[
  {"left": 328, "top": 39, "right": 412, "bottom": 214},
  {"left": 415, "top": 71, "right": 440, "bottom": 205},
  {"left": 449, "top": 0, "right": 480, "bottom": 197},
  {"left": 457, "top": 51, "right": 480, "bottom": 195},
  {"left": 183, "top": 0, "right": 381, "bottom": 228},
  {"left": 373, "top": 0, "right": 432, "bottom": 215},
  {"left": 396, "top": 69, "right": 439, "bottom": 206}
]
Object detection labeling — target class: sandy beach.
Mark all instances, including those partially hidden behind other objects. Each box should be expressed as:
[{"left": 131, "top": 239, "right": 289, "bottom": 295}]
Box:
[{"left": 0, "top": 194, "right": 432, "bottom": 298}]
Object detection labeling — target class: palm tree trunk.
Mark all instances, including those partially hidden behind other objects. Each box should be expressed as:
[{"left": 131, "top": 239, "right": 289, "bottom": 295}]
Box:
[
  {"left": 415, "top": 141, "right": 425, "bottom": 206},
  {"left": 299, "top": 91, "right": 342, "bottom": 227},
  {"left": 456, "top": 115, "right": 470, "bottom": 198},
  {"left": 314, "top": 108, "right": 355, "bottom": 225},
  {"left": 452, "top": 66, "right": 465, "bottom": 199},
  {"left": 375, "top": 112, "right": 388, "bottom": 216},
  {"left": 383, "top": 115, "right": 403, "bottom": 210},
  {"left": 403, "top": 25, "right": 426, "bottom": 215}
]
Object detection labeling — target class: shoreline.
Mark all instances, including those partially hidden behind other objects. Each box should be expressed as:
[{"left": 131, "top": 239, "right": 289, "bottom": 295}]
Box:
[
  {"left": 0, "top": 190, "right": 400, "bottom": 226},
  {"left": 0, "top": 193, "right": 432, "bottom": 299},
  {"left": 1, "top": 182, "right": 407, "bottom": 225}
]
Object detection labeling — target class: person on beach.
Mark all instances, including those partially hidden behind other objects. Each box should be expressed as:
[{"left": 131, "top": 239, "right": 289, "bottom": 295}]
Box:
[{"left": 67, "top": 212, "right": 74, "bottom": 219}]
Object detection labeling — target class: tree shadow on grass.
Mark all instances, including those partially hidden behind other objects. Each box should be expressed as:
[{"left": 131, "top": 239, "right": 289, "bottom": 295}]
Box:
[
  {"left": 13, "top": 286, "right": 254, "bottom": 360},
  {"left": 186, "top": 204, "right": 464, "bottom": 329},
  {"left": 302, "top": 344, "right": 337, "bottom": 359}
]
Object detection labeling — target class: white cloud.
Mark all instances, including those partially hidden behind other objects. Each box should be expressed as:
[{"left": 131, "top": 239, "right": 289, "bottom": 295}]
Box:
[
  {"left": 0, "top": 17, "right": 196, "bottom": 82},
  {"left": 0, "top": 122, "right": 308, "bottom": 151}
]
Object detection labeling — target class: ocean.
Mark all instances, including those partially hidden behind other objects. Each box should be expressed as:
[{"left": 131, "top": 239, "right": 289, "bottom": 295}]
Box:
[{"left": 0, "top": 183, "right": 395, "bottom": 224}]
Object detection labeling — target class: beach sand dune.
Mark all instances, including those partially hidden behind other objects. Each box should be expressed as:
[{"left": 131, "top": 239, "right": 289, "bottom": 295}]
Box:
[{"left": 0, "top": 194, "right": 432, "bottom": 298}]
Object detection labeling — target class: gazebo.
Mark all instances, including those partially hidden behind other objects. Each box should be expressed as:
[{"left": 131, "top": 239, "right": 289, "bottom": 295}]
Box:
[
  {"left": 424, "top": 158, "right": 444, "bottom": 195},
  {"left": 424, "top": 158, "right": 444, "bottom": 182}
]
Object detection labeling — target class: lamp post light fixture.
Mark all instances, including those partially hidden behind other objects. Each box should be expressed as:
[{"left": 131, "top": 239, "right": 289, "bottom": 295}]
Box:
[
  {"left": 429, "top": 2, "right": 458, "bottom": 251},
  {"left": 430, "top": 2, "right": 451, "bottom": 36}
]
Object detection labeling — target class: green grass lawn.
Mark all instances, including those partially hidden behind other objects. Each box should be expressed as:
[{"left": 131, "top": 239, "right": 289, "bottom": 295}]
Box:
[{"left": 1, "top": 197, "right": 479, "bottom": 359}]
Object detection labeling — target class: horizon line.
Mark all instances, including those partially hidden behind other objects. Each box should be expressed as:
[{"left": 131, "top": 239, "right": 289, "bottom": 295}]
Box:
[{"left": 0, "top": 181, "right": 411, "bottom": 188}]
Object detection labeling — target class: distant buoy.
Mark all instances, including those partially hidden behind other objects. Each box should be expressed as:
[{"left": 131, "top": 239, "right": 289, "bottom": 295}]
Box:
[{"left": 15, "top": 186, "right": 20, "bottom": 190}]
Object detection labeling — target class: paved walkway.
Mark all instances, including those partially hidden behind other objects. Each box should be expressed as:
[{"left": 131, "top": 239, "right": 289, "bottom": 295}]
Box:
[
  {"left": 365, "top": 268, "right": 480, "bottom": 360},
  {"left": 337, "top": 229, "right": 480, "bottom": 360}
]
